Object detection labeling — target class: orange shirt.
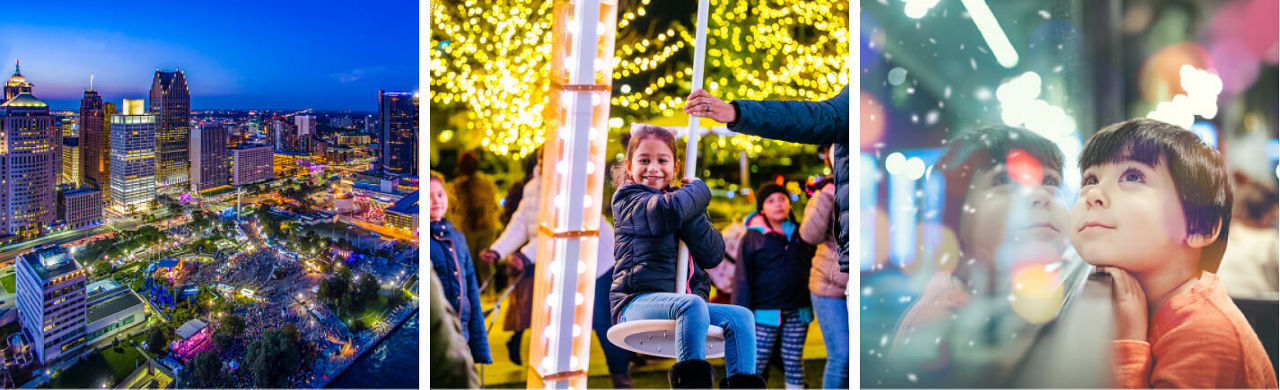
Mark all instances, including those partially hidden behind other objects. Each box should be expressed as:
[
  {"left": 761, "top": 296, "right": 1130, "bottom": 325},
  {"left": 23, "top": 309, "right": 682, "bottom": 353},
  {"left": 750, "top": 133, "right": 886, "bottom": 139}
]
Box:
[{"left": 1113, "top": 271, "right": 1278, "bottom": 388}]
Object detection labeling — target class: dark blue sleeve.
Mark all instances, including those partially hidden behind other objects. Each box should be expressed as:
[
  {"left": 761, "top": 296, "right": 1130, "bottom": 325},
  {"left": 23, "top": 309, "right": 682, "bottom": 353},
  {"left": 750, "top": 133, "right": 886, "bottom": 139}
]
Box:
[
  {"left": 732, "top": 231, "right": 759, "bottom": 308},
  {"left": 729, "top": 86, "right": 849, "bottom": 145},
  {"left": 613, "top": 181, "right": 712, "bottom": 236},
  {"left": 461, "top": 239, "right": 492, "bottom": 364},
  {"left": 679, "top": 214, "right": 724, "bottom": 271}
]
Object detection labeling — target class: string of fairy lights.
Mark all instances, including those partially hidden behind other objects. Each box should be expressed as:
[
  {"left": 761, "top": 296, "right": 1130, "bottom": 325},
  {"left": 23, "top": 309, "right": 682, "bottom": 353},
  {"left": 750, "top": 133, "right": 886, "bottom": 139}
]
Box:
[{"left": 430, "top": 0, "right": 848, "bottom": 159}]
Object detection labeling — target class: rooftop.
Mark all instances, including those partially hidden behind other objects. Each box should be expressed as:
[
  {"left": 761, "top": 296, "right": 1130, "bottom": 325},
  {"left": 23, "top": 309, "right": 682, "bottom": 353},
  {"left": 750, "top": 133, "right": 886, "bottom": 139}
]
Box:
[
  {"left": 19, "top": 246, "right": 81, "bottom": 282},
  {"left": 386, "top": 191, "right": 419, "bottom": 215},
  {"left": 86, "top": 288, "right": 142, "bottom": 324},
  {"left": 63, "top": 187, "right": 101, "bottom": 197},
  {"left": 1, "top": 93, "right": 46, "bottom": 108},
  {"left": 175, "top": 319, "right": 207, "bottom": 340},
  {"left": 230, "top": 143, "right": 271, "bottom": 150}
]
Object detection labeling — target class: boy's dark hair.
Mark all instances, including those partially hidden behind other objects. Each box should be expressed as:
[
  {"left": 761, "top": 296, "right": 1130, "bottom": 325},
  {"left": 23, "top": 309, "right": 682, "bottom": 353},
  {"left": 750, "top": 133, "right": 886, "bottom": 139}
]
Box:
[
  {"left": 933, "top": 125, "right": 1065, "bottom": 236},
  {"left": 1079, "top": 118, "right": 1233, "bottom": 271}
]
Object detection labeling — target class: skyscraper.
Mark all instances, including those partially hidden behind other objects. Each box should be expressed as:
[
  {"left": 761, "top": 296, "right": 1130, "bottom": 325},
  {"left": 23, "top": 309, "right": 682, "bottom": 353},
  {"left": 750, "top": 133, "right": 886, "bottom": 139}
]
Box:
[
  {"left": 110, "top": 99, "right": 156, "bottom": 215},
  {"left": 378, "top": 90, "right": 417, "bottom": 176},
  {"left": 0, "top": 92, "right": 58, "bottom": 240},
  {"left": 62, "top": 137, "right": 81, "bottom": 188},
  {"left": 190, "top": 124, "right": 229, "bottom": 193},
  {"left": 295, "top": 115, "right": 316, "bottom": 153},
  {"left": 295, "top": 115, "right": 315, "bottom": 138},
  {"left": 3, "top": 60, "right": 33, "bottom": 102},
  {"left": 149, "top": 69, "right": 190, "bottom": 195},
  {"left": 230, "top": 144, "right": 274, "bottom": 186},
  {"left": 80, "top": 88, "right": 107, "bottom": 191}
]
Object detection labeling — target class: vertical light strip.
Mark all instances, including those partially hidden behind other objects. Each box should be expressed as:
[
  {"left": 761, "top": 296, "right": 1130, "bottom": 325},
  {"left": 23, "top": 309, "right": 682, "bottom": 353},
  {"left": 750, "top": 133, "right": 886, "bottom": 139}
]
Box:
[
  {"left": 961, "top": 0, "right": 1019, "bottom": 69},
  {"left": 527, "top": 1, "right": 617, "bottom": 389}
]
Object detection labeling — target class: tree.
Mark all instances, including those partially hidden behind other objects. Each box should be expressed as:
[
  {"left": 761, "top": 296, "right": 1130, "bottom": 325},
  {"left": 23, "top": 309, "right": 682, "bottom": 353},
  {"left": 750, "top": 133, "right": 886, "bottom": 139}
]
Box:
[
  {"left": 387, "top": 290, "right": 406, "bottom": 310},
  {"left": 178, "top": 350, "right": 223, "bottom": 388},
  {"left": 220, "top": 315, "right": 246, "bottom": 337},
  {"left": 167, "top": 202, "right": 182, "bottom": 216},
  {"left": 282, "top": 323, "right": 300, "bottom": 344},
  {"left": 146, "top": 327, "right": 169, "bottom": 355},
  {"left": 244, "top": 330, "right": 301, "bottom": 388},
  {"left": 355, "top": 273, "right": 380, "bottom": 305}
]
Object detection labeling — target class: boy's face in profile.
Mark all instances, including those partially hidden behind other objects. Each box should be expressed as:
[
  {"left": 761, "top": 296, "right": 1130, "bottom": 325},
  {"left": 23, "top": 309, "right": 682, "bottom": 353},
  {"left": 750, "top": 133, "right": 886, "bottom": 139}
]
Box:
[
  {"left": 959, "top": 162, "right": 1069, "bottom": 265},
  {"left": 1070, "top": 157, "right": 1190, "bottom": 271}
]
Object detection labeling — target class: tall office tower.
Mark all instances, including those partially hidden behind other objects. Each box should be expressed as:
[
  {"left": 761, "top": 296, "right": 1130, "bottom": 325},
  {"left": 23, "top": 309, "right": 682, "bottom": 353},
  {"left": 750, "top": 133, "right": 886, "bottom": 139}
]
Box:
[
  {"left": 62, "top": 137, "right": 81, "bottom": 187},
  {"left": 16, "top": 245, "right": 87, "bottom": 365},
  {"left": 3, "top": 60, "right": 33, "bottom": 102},
  {"left": 109, "top": 99, "right": 156, "bottom": 215},
  {"left": 271, "top": 119, "right": 295, "bottom": 153},
  {"left": 190, "top": 124, "right": 229, "bottom": 193},
  {"left": 230, "top": 144, "right": 274, "bottom": 186},
  {"left": 0, "top": 92, "right": 58, "bottom": 240},
  {"left": 80, "top": 88, "right": 107, "bottom": 191},
  {"left": 148, "top": 69, "right": 190, "bottom": 195},
  {"left": 295, "top": 115, "right": 315, "bottom": 153},
  {"left": 378, "top": 90, "right": 417, "bottom": 175}
]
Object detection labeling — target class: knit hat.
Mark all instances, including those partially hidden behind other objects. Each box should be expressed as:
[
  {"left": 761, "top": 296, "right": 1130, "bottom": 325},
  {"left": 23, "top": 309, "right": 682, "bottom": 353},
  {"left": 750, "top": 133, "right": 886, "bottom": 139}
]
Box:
[{"left": 754, "top": 184, "right": 791, "bottom": 214}]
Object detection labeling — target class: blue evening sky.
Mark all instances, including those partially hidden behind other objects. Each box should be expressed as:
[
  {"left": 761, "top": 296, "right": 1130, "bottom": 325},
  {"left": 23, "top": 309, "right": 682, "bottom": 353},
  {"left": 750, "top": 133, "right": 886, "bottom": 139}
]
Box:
[{"left": 0, "top": 0, "right": 418, "bottom": 111}]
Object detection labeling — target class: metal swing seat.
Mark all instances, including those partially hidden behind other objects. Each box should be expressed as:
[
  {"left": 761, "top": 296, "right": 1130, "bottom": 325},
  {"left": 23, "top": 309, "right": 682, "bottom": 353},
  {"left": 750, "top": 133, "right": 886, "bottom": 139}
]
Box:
[{"left": 605, "top": 0, "right": 727, "bottom": 360}]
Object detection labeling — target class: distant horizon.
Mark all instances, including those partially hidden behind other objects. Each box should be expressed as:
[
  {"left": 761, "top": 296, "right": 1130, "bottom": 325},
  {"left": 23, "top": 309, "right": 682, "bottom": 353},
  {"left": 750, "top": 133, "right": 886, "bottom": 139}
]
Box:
[
  {"left": 40, "top": 97, "right": 387, "bottom": 115},
  {"left": 2, "top": 0, "right": 417, "bottom": 111}
]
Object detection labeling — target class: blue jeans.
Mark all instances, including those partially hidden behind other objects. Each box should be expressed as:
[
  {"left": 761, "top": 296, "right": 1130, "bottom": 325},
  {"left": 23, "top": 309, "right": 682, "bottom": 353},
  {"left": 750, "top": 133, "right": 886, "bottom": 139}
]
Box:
[
  {"left": 619, "top": 292, "right": 757, "bottom": 376},
  {"left": 592, "top": 267, "right": 632, "bottom": 375},
  {"left": 811, "top": 294, "right": 849, "bottom": 389}
]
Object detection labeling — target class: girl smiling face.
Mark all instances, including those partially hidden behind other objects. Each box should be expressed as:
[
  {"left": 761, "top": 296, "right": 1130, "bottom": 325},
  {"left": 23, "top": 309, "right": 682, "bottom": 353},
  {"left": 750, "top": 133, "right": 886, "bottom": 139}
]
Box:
[{"left": 627, "top": 137, "right": 677, "bottom": 190}]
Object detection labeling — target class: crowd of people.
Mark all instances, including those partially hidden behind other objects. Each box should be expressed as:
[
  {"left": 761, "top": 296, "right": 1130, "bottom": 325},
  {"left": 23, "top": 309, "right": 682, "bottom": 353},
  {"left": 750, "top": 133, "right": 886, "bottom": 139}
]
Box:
[{"left": 430, "top": 84, "right": 852, "bottom": 389}]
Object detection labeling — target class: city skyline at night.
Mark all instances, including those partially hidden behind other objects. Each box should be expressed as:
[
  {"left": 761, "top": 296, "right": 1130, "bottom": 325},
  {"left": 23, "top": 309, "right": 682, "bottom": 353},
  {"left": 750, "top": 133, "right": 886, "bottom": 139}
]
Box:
[{"left": 0, "top": 0, "right": 417, "bottom": 111}]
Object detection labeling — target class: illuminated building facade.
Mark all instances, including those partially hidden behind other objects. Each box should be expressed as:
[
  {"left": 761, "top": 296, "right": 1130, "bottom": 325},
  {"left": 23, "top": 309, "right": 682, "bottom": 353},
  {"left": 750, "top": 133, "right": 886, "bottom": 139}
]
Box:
[
  {"left": 0, "top": 93, "right": 59, "bottom": 240},
  {"left": 61, "top": 137, "right": 81, "bottom": 187},
  {"left": 3, "top": 61, "right": 33, "bottom": 102},
  {"left": 109, "top": 100, "right": 156, "bottom": 215},
  {"left": 16, "top": 245, "right": 87, "bottom": 365},
  {"left": 378, "top": 90, "right": 416, "bottom": 175},
  {"left": 149, "top": 70, "right": 190, "bottom": 195},
  {"left": 58, "top": 187, "right": 101, "bottom": 230},
  {"left": 190, "top": 125, "right": 229, "bottom": 192},
  {"left": 231, "top": 144, "right": 273, "bottom": 186},
  {"left": 80, "top": 89, "right": 108, "bottom": 192},
  {"left": 384, "top": 190, "right": 418, "bottom": 235}
]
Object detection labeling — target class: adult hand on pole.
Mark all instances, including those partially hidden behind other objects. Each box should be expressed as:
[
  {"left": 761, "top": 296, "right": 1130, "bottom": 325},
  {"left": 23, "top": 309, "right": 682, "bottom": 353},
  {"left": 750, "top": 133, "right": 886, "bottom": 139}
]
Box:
[{"left": 683, "top": 89, "right": 736, "bottom": 123}]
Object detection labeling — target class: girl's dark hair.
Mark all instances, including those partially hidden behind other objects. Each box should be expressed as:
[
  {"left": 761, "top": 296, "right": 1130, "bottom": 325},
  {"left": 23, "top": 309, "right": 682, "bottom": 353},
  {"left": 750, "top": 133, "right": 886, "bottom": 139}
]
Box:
[
  {"left": 457, "top": 150, "right": 480, "bottom": 176},
  {"left": 1079, "top": 118, "right": 1233, "bottom": 271},
  {"left": 933, "top": 125, "right": 1065, "bottom": 236},
  {"left": 611, "top": 124, "right": 679, "bottom": 186}
]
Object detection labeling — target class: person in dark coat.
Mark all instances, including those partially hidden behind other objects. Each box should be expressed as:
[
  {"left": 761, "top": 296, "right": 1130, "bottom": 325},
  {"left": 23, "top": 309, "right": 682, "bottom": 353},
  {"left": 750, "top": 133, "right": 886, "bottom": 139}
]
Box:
[
  {"left": 428, "top": 171, "right": 492, "bottom": 365},
  {"left": 735, "top": 184, "right": 816, "bottom": 388},
  {"left": 610, "top": 124, "right": 765, "bottom": 388},
  {"left": 684, "top": 86, "right": 851, "bottom": 274}
]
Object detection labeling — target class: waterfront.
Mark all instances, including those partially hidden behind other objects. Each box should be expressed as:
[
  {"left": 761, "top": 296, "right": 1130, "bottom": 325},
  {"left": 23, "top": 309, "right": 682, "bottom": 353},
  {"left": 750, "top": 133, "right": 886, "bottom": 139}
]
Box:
[{"left": 327, "top": 312, "right": 420, "bottom": 389}]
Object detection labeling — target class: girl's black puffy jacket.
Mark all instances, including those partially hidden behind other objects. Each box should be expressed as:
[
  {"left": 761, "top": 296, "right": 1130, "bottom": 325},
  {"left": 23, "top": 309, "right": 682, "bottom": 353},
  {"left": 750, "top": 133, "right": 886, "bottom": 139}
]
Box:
[{"left": 609, "top": 181, "right": 725, "bottom": 324}]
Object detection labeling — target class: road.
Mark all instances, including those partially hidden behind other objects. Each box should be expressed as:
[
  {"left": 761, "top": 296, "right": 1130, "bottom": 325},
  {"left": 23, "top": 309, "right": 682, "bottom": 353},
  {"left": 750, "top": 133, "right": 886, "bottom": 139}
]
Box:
[
  {"left": 337, "top": 216, "right": 418, "bottom": 244},
  {"left": 0, "top": 217, "right": 143, "bottom": 265}
]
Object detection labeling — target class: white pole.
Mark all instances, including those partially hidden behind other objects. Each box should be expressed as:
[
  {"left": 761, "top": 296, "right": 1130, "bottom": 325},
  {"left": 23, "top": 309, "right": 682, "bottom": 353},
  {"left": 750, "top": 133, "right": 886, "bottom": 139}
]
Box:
[{"left": 676, "top": 0, "right": 710, "bottom": 295}]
